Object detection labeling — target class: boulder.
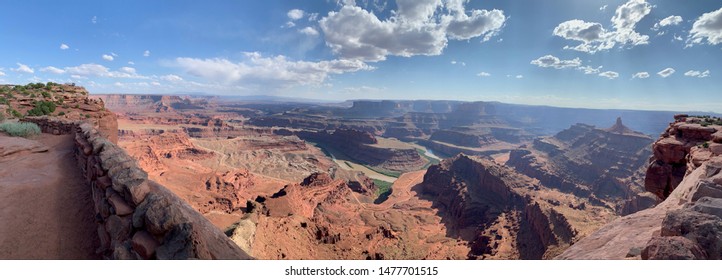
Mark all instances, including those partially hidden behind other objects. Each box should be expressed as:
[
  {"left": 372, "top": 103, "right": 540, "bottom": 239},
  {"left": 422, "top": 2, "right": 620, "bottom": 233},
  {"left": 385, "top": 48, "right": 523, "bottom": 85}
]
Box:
[
  {"left": 131, "top": 231, "right": 160, "bottom": 259},
  {"left": 641, "top": 236, "right": 706, "bottom": 260}
]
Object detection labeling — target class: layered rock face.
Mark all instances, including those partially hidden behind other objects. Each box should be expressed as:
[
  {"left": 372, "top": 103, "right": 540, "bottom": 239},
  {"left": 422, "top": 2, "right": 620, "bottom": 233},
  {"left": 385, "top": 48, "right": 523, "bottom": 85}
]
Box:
[
  {"left": 237, "top": 171, "right": 471, "bottom": 259},
  {"left": 419, "top": 154, "right": 609, "bottom": 259},
  {"left": 645, "top": 115, "right": 722, "bottom": 200},
  {"left": 558, "top": 116, "right": 722, "bottom": 260},
  {"left": 506, "top": 119, "right": 654, "bottom": 213},
  {"left": 295, "top": 129, "right": 427, "bottom": 172}
]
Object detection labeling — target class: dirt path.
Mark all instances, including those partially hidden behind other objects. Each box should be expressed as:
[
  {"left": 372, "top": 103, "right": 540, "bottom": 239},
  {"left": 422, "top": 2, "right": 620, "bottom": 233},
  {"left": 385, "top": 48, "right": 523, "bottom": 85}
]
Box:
[{"left": 0, "top": 134, "right": 100, "bottom": 259}]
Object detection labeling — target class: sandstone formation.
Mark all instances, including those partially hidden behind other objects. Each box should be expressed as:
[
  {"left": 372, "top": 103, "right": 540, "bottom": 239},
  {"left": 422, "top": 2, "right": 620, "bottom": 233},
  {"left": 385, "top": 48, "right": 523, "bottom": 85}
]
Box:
[
  {"left": 506, "top": 119, "right": 654, "bottom": 214},
  {"left": 419, "top": 154, "right": 615, "bottom": 259},
  {"left": 294, "top": 129, "right": 428, "bottom": 172},
  {"left": 558, "top": 116, "right": 722, "bottom": 259}
]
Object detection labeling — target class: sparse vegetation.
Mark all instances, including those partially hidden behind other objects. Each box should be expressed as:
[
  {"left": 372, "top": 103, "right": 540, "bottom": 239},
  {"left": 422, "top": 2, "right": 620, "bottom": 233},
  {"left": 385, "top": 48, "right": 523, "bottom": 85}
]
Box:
[
  {"left": 11, "top": 109, "right": 22, "bottom": 118},
  {"left": 0, "top": 122, "right": 41, "bottom": 138},
  {"left": 703, "top": 142, "right": 710, "bottom": 149},
  {"left": 58, "top": 112, "right": 65, "bottom": 116},
  {"left": 26, "top": 100, "right": 57, "bottom": 116},
  {"left": 373, "top": 179, "right": 393, "bottom": 204},
  {"left": 41, "top": 91, "right": 51, "bottom": 99}
]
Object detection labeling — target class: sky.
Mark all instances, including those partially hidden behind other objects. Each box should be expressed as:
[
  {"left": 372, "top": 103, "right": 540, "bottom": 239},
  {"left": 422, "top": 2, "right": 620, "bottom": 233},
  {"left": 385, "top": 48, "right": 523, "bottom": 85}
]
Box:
[{"left": 1, "top": 0, "right": 721, "bottom": 112}]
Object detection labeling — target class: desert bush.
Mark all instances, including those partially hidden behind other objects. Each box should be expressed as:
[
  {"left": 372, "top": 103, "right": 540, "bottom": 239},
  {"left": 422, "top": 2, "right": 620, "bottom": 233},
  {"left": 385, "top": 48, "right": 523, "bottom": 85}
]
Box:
[
  {"left": 11, "top": 109, "right": 22, "bottom": 118},
  {"left": 26, "top": 100, "right": 57, "bottom": 116},
  {"left": 0, "top": 111, "right": 5, "bottom": 122},
  {"left": 0, "top": 122, "right": 41, "bottom": 137},
  {"left": 41, "top": 91, "right": 51, "bottom": 99}
]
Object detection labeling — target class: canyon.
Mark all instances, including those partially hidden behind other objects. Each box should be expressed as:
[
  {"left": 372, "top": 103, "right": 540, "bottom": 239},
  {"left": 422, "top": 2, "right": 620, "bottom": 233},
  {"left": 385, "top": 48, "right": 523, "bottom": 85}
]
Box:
[{"left": 3, "top": 86, "right": 721, "bottom": 260}]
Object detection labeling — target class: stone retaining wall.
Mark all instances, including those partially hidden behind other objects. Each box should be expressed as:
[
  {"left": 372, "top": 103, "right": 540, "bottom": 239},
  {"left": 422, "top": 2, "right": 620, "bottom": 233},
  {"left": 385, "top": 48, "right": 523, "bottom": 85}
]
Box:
[{"left": 24, "top": 117, "right": 251, "bottom": 259}]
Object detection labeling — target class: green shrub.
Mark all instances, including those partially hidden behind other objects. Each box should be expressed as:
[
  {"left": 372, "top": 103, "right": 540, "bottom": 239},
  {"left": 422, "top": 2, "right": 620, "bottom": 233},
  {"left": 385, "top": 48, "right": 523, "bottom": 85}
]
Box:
[
  {"left": 41, "top": 91, "right": 51, "bottom": 99},
  {"left": 0, "top": 122, "right": 41, "bottom": 137},
  {"left": 26, "top": 100, "right": 56, "bottom": 116},
  {"left": 703, "top": 142, "right": 710, "bottom": 149},
  {"left": 58, "top": 111, "right": 65, "bottom": 116},
  {"left": 0, "top": 96, "right": 8, "bottom": 105},
  {"left": 11, "top": 109, "right": 22, "bottom": 118},
  {"left": 0, "top": 111, "right": 5, "bottom": 122},
  {"left": 30, "top": 93, "right": 36, "bottom": 98}
]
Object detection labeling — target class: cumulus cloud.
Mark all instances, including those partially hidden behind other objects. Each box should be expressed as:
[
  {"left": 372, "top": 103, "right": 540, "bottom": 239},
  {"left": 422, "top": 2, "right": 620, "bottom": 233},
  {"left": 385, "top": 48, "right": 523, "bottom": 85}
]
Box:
[
  {"left": 143, "top": 50, "right": 151, "bottom": 57},
  {"left": 657, "top": 67, "right": 676, "bottom": 77},
  {"left": 599, "top": 71, "right": 619, "bottom": 79},
  {"left": 173, "top": 52, "right": 374, "bottom": 89},
  {"left": 60, "top": 43, "right": 70, "bottom": 50},
  {"left": 13, "top": 63, "right": 34, "bottom": 74},
  {"left": 578, "top": 65, "right": 603, "bottom": 75},
  {"left": 515, "top": 75, "right": 523, "bottom": 79},
  {"left": 102, "top": 54, "right": 114, "bottom": 61},
  {"left": 476, "top": 71, "right": 491, "bottom": 77},
  {"left": 287, "top": 9, "right": 305, "bottom": 20},
  {"left": 319, "top": 1, "right": 506, "bottom": 62},
  {"left": 530, "top": 54, "right": 609, "bottom": 77},
  {"left": 684, "top": 70, "right": 710, "bottom": 78},
  {"left": 553, "top": 0, "right": 651, "bottom": 54},
  {"left": 652, "top": 15, "right": 683, "bottom": 30},
  {"left": 128, "top": 61, "right": 135, "bottom": 65},
  {"left": 632, "top": 72, "right": 649, "bottom": 79},
  {"left": 600, "top": 5, "right": 608, "bottom": 12},
  {"left": 41, "top": 66, "right": 66, "bottom": 74},
  {"left": 161, "top": 74, "right": 184, "bottom": 82},
  {"left": 64, "top": 63, "right": 147, "bottom": 79},
  {"left": 688, "top": 7, "right": 722, "bottom": 46},
  {"left": 530, "top": 55, "right": 582, "bottom": 69},
  {"left": 0, "top": 70, "right": 5, "bottom": 76},
  {"left": 299, "top": 26, "right": 320, "bottom": 36}
]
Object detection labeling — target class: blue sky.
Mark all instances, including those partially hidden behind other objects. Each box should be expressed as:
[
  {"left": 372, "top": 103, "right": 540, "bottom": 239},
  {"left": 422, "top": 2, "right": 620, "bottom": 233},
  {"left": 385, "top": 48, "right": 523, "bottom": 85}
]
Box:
[{"left": 1, "top": 0, "right": 721, "bottom": 112}]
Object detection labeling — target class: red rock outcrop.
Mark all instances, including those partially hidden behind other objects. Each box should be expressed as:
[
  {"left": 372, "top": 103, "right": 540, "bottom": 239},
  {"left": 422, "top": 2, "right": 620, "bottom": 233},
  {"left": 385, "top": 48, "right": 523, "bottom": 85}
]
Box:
[
  {"left": 558, "top": 116, "right": 722, "bottom": 260},
  {"left": 645, "top": 115, "right": 722, "bottom": 200},
  {"left": 420, "top": 154, "right": 587, "bottom": 259}
]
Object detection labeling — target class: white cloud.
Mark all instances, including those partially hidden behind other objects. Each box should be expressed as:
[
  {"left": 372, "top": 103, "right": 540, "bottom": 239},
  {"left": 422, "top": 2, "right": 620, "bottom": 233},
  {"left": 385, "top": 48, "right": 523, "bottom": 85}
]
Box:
[
  {"left": 92, "top": 16, "right": 97, "bottom": 24},
  {"left": 530, "top": 54, "right": 582, "bottom": 69},
  {"left": 515, "top": 75, "right": 523, "bottom": 79},
  {"left": 308, "top": 13, "right": 319, "bottom": 21},
  {"left": 160, "top": 74, "right": 183, "bottom": 82},
  {"left": 285, "top": 21, "right": 296, "bottom": 28},
  {"left": 652, "top": 15, "right": 683, "bottom": 30},
  {"left": 287, "top": 9, "right": 305, "bottom": 20},
  {"left": 128, "top": 61, "right": 135, "bottom": 65},
  {"left": 600, "top": 5, "right": 608, "bottom": 12},
  {"left": 40, "top": 66, "right": 66, "bottom": 74},
  {"left": 684, "top": 70, "right": 710, "bottom": 78},
  {"left": 299, "top": 26, "right": 319, "bottom": 36},
  {"left": 173, "top": 52, "right": 374, "bottom": 89},
  {"left": 0, "top": 70, "right": 5, "bottom": 76},
  {"left": 60, "top": 43, "right": 69, "bottom": 50},
  {"left": 578, "top": 65, "right": 602, "bottom": 74},
  {"left": 688, "top": 7, "right": 722, "bottom": 46},
  {"left": 143, "top": 50, "right": 151, "bottom": 57},
  {"left": 673, "top": 34, "right": 683, "bottom": 41},
  {"left": 64, "top": 63, "right": 148, "bottom": 79},
  {"left": 657, "top": 67, "right": 676, "bottom": 78},
  {"left": 451, "top": 60, "right": 465, "bottom": 66},
  {"left": 476, "top": 72, "right": 491, "bottom": 77},
  {"left": 119, "top": 67, "right": 136, "bottom": 74},
  {"left": 319, "top": 2, "right": 506, "bottom": 62},
  {"left": 599, "top": 71, "right": 619, "bottom": 79},
  {"left": 553, "top": 0, "right": 651, "bottom": 54},
  {"left": 632, "top": 72, "right": 649, "bottom": 79},
  {"left": 13, "top": 63, "right": 34, "bottom": 74},
  {"left": 151, "top": 81, "right": 161, "bottom": 86},
  {"left": 102, "top": 54, "right": 114, "bottom": 61}
]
